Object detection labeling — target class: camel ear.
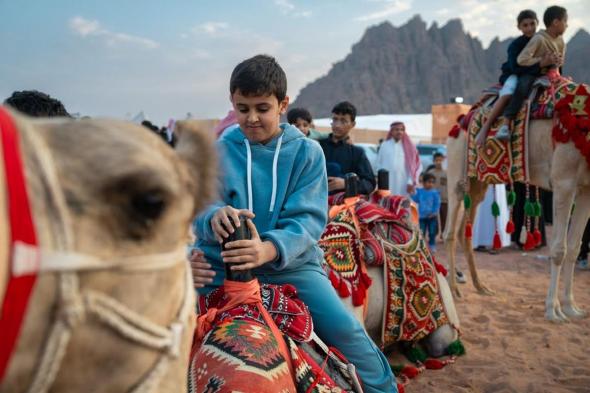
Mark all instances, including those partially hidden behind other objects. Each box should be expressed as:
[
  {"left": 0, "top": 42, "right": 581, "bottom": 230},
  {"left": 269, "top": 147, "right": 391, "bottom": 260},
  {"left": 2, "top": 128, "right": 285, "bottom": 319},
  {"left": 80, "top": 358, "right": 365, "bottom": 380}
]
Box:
[{"left": 174, "top": 120, "right": 217, "bottom": 215}]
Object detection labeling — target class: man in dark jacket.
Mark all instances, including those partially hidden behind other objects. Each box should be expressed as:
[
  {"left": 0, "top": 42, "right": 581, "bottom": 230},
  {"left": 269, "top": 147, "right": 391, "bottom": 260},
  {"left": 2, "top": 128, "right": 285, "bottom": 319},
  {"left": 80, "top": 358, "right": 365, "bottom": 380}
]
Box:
[{"left": 319, "top": 101, "right": 376, "bottom": 195}]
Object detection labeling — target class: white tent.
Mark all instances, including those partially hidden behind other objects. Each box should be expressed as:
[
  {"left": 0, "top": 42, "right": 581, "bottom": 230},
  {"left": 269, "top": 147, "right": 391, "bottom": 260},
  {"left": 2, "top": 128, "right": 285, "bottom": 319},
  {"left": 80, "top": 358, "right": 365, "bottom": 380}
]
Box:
[{"left": 314, "top": 113, "right": 432, "bottom": 144}]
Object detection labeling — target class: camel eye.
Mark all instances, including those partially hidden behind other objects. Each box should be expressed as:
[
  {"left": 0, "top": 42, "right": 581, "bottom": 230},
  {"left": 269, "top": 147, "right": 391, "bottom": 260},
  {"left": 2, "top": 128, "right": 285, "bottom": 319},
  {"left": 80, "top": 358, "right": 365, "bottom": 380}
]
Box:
[{"left": 131, "top": 192, "right": 166, "bottom": 221}]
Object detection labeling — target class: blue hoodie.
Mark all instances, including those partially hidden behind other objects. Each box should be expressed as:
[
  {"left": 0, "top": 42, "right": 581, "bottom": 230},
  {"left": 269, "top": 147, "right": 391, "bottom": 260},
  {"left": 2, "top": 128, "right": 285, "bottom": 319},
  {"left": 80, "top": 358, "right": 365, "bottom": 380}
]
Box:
[{"left": 193, "top": 123, "right": 328, "bottom": 288}]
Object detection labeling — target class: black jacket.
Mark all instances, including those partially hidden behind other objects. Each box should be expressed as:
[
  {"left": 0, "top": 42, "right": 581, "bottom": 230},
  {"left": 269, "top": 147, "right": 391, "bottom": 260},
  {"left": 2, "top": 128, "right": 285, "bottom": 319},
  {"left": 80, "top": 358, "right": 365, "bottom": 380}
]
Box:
[
  {"left": 499, "top": 35, "right": 542, "bottom": 84},
  {"left": 319, "top": 135, "right": 376, "bottom": 195}
]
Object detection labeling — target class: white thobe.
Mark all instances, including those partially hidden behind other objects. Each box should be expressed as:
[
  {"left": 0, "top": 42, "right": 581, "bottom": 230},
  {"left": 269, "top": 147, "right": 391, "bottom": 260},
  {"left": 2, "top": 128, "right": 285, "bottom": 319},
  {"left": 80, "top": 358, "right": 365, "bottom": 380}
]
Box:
[
  {"left": 472, "top": 185, "right": 511, "bottom": 248},
  {"left": 376, "top": 139, "right": 413, "bottom": 196}
]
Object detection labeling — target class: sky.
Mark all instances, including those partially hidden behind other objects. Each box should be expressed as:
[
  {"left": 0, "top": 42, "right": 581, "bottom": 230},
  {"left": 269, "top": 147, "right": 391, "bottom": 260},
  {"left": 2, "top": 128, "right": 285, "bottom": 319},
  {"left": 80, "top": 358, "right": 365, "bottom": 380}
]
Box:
[{"left": 1, "top": 0, "right": 587, "bottom": 124}]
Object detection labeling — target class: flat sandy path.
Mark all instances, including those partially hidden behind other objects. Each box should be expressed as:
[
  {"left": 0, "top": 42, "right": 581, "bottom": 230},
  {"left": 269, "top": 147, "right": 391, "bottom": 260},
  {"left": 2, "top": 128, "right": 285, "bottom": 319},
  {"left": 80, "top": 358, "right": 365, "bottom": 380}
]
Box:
[{"left": 407, "top": 238, "right": 590, "bottom": 393}]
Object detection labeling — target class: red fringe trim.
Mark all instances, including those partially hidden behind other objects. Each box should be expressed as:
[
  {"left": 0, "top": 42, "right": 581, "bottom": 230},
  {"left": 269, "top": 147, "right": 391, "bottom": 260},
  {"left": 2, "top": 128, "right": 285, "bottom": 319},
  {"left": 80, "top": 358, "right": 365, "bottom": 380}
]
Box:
[
  {"left": 448, "top": 124, "right": 461, "bottom": 138},
  {"left": 524, "top": 232, "right": 536, "bottom": 251},
  {"left": 492, "top": 231, "right": 502, "bottom": 250},
  {"left": 465, "top": 223, "right": 473, "bottom": 239},
  {"left": 506, "top": 219, "right": 515, "bottom": 234},
  {"left": 401, "top": 365, "right": 421, "bottom": 379},
  {"left": 338, "top": 279, "right": 351, "bottom": 297},
  {"left": 352, "top": 282, "right": 365, "bottom": 307},
  {"left": 424, "top": 358, "right": 447, "bottom": 370},
  {"left": 533, "top": 229, "right": 543, "bottom": 247},
  {"left": 328, "top": 270, "right": 340, "bottom": 290}
]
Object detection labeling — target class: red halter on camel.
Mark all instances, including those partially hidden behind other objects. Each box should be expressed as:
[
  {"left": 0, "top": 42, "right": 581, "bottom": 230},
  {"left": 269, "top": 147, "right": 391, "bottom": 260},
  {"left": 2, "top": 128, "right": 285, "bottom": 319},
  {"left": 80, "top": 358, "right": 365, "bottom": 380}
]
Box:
[{"left": 0, "top": 107, "right": 39, "bottom": 381}]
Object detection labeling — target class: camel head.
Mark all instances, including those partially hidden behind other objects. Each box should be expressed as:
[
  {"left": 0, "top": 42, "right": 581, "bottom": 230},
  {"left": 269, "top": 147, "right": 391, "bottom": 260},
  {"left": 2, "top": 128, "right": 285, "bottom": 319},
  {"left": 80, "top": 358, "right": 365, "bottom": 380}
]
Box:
[{"left": 0, "top": 109, "right": 216, "bottom": 393}]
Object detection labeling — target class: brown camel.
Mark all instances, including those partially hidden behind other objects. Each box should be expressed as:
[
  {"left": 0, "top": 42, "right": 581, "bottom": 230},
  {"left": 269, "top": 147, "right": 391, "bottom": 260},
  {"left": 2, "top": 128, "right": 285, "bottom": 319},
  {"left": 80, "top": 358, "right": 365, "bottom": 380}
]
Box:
[
  {"left": 0, "top": 109, "right": 216, "bottom": 392},
  {"left": 444, "top": 118, "right": 590, "bottom": 321}
]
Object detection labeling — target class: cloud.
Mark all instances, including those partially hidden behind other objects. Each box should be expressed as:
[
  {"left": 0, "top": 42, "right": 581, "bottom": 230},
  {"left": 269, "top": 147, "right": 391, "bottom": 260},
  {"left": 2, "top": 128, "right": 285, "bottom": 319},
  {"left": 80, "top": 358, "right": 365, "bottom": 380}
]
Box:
[
  {"left": 355, "top": 0, "right": 412, "bottom": 22},
  {"left": 274, "top": 0, "right": 312, "bottom": 17},
  {"left": 197, "top": 21, "right": 229, "bottom": 35},
  {"left": 69, "top": 16, "right": 159, "bottom": 49}
]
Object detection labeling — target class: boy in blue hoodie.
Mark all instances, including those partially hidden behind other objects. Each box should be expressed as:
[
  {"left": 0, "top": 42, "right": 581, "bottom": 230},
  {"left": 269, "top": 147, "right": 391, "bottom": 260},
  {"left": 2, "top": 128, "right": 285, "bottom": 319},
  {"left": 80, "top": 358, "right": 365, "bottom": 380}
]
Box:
[{"left": 190, "top": 55, "right": 397, "bottom": 393}]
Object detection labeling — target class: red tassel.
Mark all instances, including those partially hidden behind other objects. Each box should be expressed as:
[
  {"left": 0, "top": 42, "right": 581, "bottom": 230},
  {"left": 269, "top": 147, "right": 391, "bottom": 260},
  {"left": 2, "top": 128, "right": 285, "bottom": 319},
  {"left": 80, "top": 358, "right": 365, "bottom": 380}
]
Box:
[
  {"left": 338, "top": 279, "right": 351, "bottom": 297},
  {"left": 492, "top": 231, "right": 502, "bottom": 250},
  {"left": 361, "top": 271, "right": 373, "bottom": 288},
  {"left": 424, "top": 358, "right": 447, "bottom": 370},
  {"left": 505, "top": 219, "right": 515, "bottom": 234},
  {"left": 401, "top": 365, "right": 421, "bottom": 379},
  {"left": 352, "top": 282, "right": 365, "bottom": 307},
  {"left": 328, "top": 270, "right": 340, "bottom": 290},
  {"left": 524, "top": 232, "right": 536, "bottom": 251},
  {"left": 533, "top": 229, "right": 542, "bottom": 246},
  {"left": 449, "top": 124, "right": 460, "bottom": 138},
  {"left": 465, "top": 222, "right": 473, "bottom": 239},
  {"left": 434, "top": 261, "right": 448, "bottom": 276},
  {"left": 397, "top": 384, "right": 406, "bottom": 393}
]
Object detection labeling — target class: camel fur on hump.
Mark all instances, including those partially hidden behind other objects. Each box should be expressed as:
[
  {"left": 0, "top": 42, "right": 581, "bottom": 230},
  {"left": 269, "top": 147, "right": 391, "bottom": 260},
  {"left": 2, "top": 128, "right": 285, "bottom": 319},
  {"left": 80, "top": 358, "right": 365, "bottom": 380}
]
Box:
[
  {"left": 444, "top": 118, "right": 590, "bottom": 322},
  {"left": 0, "top": 110, "right": 216, "bottom": 393}
]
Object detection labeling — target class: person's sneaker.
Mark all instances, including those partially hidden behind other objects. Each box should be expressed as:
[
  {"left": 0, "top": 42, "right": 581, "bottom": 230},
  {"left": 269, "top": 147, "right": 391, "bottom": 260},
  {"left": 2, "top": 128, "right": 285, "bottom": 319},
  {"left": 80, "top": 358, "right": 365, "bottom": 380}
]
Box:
[
  {"left": 456, "top": 270, "right": 467, "bottom": 284},
  {"left": 576, "top": 258, "right": 590, "bottom": 270},
  {"left": 495, "top": 125, "right": 511, "bottom": 141}
]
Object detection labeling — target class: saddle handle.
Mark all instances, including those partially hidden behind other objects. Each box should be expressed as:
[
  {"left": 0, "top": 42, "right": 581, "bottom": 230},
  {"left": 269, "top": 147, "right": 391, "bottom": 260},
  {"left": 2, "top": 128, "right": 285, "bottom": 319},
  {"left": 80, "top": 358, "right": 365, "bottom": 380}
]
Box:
[{"left": 221, "top": 216, "right": 254, "bottom": 282}]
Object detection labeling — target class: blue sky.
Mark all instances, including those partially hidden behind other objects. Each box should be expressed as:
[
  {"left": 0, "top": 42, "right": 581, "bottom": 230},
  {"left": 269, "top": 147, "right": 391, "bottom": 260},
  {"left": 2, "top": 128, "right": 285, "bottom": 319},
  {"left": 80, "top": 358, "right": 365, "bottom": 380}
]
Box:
[{"left": 1, "top": 0, "right": 587, "bottom": 123}]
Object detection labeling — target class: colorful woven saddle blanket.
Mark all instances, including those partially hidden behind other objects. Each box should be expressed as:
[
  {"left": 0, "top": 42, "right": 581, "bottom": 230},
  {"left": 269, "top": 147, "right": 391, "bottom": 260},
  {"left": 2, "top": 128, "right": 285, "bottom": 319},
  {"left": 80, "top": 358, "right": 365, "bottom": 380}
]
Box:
[
  {"left": 191, "top": 283, "right": 362, "bottom": 392},
  {"left": 198, "top": 283, "right": 313, "bottom": 343},
  {"left": 465, "top": 76, "right": 576, "bottom": 184},
  {"left": 319, "top": 198, "right": 449, "bottom": 345},
  {"left": 380, "top": 230, "right": 449, "bottom": 346},
  {"left": 552, "top": 82, "right": 590, "bottom": 168},
  {"left": 319, "top": 198, "right": 413, "bottom": 307}
]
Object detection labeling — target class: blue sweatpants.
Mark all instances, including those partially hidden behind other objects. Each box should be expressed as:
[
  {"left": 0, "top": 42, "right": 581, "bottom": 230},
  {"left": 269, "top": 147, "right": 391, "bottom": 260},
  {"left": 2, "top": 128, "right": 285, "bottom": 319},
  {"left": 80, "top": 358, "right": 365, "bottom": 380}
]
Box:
[{"left": 201, "top": 268, "right": 397, "bottom": 393}]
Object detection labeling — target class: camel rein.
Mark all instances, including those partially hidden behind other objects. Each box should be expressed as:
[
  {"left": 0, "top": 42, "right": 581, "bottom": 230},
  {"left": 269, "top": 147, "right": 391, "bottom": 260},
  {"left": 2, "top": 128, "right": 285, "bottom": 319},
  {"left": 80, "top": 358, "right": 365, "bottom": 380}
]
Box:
[{"left": 0, "top": 107, "right": 193, "bottom": 393}]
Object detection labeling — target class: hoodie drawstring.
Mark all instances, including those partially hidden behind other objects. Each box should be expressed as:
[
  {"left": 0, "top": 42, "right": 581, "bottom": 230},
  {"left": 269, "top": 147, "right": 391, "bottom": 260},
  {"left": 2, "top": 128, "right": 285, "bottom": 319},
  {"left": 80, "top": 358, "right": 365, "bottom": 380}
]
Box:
[{"left": 244, "top": 134, "right": 283, "bottom": 214}]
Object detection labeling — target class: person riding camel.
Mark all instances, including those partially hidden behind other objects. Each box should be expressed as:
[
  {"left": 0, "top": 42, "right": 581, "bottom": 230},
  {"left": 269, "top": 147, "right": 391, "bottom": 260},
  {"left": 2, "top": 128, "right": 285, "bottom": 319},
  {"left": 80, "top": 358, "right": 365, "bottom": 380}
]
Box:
[
  {"left": 190, "top": 54, "right": 398, "bottom": 393},
  {"left": 493, "top": 6, "right": 568, "bottom": 142},
  {"left": 476, "top": 10, "right": 555, "bottom": 146}
]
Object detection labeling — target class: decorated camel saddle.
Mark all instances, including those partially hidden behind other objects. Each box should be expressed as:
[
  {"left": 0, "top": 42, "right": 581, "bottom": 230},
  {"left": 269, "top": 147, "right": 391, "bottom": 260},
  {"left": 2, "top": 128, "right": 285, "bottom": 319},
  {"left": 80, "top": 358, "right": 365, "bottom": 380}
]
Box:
[
  {"left": 0, "top": 107, "right": 216, "bottom": 393},
  {"left": 319, "top": 174, "right": 463, "bottom": 386},
  {"left": 190, "top": 220, "right": 364, "bottom": 393},
  {"left": 453, "top": 73, "right": 588, "bottom": 185}
]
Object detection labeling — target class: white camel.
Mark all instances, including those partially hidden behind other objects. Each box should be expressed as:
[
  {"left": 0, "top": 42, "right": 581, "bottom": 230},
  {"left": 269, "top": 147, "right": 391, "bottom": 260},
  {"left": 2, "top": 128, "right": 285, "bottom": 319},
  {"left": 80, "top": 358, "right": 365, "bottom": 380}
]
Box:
[
  {"left": 444, "top": 118, "right": 590, "bottom": 322},
  {"left": 0, "top": 110, "right": 216, "bottom": 392}
]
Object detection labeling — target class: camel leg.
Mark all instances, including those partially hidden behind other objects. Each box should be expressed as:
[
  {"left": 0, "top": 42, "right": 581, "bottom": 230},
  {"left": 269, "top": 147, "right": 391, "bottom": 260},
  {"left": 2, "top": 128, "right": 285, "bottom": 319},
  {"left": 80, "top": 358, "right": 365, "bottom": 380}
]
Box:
[
  {"left": 444, "top": 131, "right": 469, "bottom": 299},
  {"left": 546, "top": 163, "right": 577, "bottom": 322},
  {"left": 561, "top": 186, "right": 590, "bottom": 319},
  {"left": 444, "top": 179, "right": 464, "bottom": 298},
  {"left": 460, "top": 179, "right": 494, "bottom": 295}
]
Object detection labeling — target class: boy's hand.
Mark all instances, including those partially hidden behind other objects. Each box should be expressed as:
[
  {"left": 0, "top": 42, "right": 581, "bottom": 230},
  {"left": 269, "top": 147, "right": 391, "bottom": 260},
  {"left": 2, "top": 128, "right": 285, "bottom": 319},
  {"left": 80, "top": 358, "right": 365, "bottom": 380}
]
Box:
[
  {"left": 328, "top": 177, "right": 345, "bottom": 192},
  {"left": 189, "top": 249, "right": 216, "bottom": 288},
  {"left": 407, "top": 184, "right": 416, "bottom": 194},
  {"left": 221, "top": 219, "right": 278, "bottom": 271},
  {"left": 211, "top": 206, "right": 255, "bottom": 243}
]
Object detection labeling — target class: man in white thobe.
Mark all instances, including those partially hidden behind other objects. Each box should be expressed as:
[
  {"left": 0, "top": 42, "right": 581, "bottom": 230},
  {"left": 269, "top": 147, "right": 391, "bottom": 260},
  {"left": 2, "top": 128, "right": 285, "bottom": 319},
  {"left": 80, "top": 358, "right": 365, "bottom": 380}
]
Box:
[{"left": 376, "top": 122, "right": 421, "bottom": 197}]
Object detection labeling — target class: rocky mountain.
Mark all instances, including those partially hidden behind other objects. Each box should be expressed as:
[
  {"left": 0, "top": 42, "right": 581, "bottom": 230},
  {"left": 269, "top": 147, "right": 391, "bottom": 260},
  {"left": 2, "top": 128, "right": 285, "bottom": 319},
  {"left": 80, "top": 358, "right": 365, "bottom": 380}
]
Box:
[{"left": 292, "top": 16, "right": 590, "bottom": 117}]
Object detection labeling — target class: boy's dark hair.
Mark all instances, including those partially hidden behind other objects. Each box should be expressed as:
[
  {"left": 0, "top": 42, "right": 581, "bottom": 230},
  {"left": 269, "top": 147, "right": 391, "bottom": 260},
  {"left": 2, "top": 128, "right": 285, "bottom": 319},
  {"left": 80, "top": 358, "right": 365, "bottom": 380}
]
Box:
[
  {"left": 433, "top": 152, "right": 445, "bottom": 159},
  {"left": 543, "top": 6, "right": 567, "bottom": 28},
  {"left": 332, "top": 101, "right": 357, "bottom": 122},
  {"left": 4, "top": 90, "right": 70, "bottom": 118},
  {"left": 517, "top": 9, "right": 537, "bottom": 25},
  {"left": 230, "top": 54, "right": 287, "bottom": 101},
  {"left": 422, "top": 172, "right": 436, "bottom": 183},
  {"left": 287, "top": 107, "right": 312, "bottom": 124}
]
